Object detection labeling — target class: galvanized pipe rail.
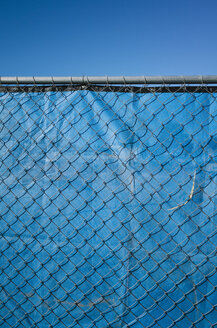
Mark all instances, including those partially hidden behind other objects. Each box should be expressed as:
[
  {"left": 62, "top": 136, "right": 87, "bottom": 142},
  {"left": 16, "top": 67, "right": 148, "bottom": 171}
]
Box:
[{"left": 1, "top": 75, "right": 217, "bottom": 85}]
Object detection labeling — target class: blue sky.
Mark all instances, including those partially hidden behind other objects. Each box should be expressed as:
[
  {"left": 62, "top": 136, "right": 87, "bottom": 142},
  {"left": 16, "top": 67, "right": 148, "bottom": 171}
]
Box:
[{"left": 1, "top": 0, "right": 217, "bottom": 76}]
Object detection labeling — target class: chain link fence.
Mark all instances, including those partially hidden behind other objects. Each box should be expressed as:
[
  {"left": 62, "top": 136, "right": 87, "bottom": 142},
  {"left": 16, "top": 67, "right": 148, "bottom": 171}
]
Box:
[{"left": 1, "top": 77, "right": 217, "bottom": 327}]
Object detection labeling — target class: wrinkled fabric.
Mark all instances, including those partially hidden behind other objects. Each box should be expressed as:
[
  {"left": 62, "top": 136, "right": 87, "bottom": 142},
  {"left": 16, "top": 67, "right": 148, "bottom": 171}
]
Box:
[{"left": 0, "top": 89, "right": 217, "bottom": 327}]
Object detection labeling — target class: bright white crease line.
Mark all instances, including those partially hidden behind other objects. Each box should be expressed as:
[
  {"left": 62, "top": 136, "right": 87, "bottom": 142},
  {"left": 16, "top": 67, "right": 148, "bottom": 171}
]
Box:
[{"left": 168, "top": 171, "right": 196, "bottom": 211}]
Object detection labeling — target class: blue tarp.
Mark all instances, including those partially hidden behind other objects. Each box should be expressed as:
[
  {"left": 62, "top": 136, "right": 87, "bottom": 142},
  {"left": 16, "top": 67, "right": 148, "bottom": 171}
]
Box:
[{"left": 0, "top": 89, "right": 217, "bottom": 327}]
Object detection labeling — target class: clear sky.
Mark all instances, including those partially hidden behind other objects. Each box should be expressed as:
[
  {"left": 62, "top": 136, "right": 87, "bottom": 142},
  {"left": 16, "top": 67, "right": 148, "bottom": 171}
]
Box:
[{"left": 1, "top": 0, "right": 217, "bottom": 76}]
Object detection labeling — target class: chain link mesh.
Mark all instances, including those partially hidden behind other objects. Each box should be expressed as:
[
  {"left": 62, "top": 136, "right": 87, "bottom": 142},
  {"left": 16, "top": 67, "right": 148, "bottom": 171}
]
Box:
[{"left": 0, "top": 81, "right": 217, "bottom": 327}]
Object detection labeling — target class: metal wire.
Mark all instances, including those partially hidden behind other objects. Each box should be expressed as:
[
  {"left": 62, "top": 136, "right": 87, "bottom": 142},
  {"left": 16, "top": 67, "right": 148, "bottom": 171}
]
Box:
[{"left": 0, "top": 78, "right": 217, "bottom": 327}]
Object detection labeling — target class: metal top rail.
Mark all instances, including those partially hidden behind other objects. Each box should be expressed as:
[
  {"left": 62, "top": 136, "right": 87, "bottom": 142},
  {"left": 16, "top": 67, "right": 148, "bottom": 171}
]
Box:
[{"left": 1, "top": 75, "right": 217, "bottom": 85}]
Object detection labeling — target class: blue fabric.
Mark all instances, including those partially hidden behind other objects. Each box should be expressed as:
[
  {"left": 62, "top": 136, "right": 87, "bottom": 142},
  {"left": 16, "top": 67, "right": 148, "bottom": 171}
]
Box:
[{"left": 0, "top": 89, "right": 217, "bottom": 327}]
